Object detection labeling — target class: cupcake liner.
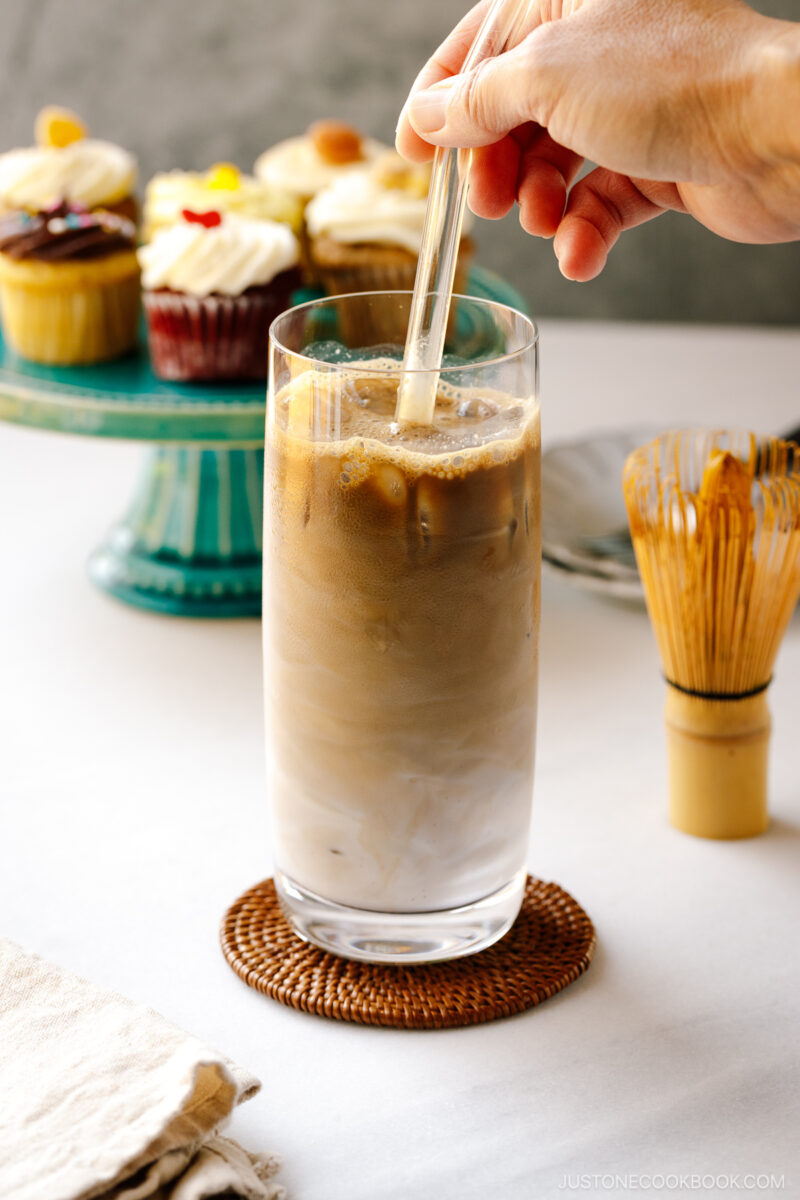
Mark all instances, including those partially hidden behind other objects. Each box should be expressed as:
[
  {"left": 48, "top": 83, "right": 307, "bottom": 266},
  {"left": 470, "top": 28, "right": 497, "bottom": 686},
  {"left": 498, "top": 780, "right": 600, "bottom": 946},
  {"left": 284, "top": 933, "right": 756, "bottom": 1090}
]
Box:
[
  {"left": 142, "top": 270, "right": 300, "bottom": 382},
  {"left": 315, "top": 246, "right": 473, "bottom": 348},
  {"left": 0, "top": 252, "right": 140, "bottom": 365},
  {"left": 316, "top": 258, "right": 416, "bottom": 346}
]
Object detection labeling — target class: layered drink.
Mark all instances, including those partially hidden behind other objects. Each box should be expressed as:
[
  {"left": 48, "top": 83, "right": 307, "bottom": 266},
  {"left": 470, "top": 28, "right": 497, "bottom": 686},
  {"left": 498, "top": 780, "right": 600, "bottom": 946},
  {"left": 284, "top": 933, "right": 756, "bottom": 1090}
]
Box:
[{"left": 265, "top": 360, "right": 540, "bottom": 919}]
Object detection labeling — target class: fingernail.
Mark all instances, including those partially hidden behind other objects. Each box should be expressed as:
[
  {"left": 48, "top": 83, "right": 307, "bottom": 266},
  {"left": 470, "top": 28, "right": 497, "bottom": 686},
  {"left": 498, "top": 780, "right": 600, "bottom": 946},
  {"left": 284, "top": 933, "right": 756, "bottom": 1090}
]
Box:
[{"left": 409, "top": 78, "right": 457, "bottom": 134}]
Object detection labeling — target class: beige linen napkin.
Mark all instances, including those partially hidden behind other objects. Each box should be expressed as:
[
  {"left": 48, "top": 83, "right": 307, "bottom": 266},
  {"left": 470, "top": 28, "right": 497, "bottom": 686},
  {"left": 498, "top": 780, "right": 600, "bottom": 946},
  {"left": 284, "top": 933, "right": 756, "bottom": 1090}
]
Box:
[{"left": 0, "top": 940, "right": 284, "bottom": 1200}]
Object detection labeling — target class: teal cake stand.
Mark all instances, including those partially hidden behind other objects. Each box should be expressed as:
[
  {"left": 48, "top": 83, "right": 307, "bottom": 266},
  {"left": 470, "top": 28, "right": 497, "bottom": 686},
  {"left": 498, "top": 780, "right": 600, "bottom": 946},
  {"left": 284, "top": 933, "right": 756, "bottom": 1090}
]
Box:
[{"left": 0, "top": 268, "right": 528, "bottom": 617}]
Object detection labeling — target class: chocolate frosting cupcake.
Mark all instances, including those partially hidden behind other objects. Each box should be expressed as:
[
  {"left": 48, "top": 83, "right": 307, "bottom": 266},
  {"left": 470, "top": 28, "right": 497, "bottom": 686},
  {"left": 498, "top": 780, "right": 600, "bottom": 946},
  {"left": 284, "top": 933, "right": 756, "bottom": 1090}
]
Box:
[{"left": 0, "top": 200, "right": 136, "bottom": 262}]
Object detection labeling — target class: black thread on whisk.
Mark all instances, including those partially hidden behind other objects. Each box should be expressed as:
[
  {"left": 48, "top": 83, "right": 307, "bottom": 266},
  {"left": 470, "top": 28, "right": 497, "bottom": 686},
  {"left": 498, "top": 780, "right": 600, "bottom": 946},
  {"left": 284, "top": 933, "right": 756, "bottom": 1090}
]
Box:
[{"left": 664, "top": 676, "right": 772, "bottom": 701}]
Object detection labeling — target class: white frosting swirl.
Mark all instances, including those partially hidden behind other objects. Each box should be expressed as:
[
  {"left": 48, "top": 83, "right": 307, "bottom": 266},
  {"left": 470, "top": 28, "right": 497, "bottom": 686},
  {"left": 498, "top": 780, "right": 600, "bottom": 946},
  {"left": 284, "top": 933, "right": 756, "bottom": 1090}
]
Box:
[
  {"left": 0, "top": 139, "right": 136, "bottom": 210},
  {"left": 306, "top": 167, "right": 473, "bottom": 254},
  {"left": 143, "top": 170, "right": 302, "bottom": 238},
  {"left": 138, "top": 214, "right": 300, "bottom": 296},
  {"left": 253, "top": 135, "right": 388, "bottom": 199}
]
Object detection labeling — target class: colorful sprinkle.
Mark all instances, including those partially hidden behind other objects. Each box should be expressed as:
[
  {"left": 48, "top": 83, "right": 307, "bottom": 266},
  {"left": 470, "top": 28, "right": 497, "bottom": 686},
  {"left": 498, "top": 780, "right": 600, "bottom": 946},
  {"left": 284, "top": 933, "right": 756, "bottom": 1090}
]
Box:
[{"left": 98, "top": 212, "right": 135, "bottom": 237}]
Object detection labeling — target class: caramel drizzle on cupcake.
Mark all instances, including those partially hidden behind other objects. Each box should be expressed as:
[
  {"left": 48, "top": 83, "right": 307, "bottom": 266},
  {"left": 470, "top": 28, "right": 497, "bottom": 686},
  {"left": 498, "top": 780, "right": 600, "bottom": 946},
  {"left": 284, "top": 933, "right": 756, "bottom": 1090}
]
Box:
[{"left": 308, "top": 121, "right": 365, "bottom": 166}]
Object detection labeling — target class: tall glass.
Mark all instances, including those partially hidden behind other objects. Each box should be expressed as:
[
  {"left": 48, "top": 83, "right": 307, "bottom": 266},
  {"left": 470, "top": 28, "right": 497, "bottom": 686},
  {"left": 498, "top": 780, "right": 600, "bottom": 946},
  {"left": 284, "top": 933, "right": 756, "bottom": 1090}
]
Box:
[{"left": 265, "top": 292, "right": 540, "bottom": 962}]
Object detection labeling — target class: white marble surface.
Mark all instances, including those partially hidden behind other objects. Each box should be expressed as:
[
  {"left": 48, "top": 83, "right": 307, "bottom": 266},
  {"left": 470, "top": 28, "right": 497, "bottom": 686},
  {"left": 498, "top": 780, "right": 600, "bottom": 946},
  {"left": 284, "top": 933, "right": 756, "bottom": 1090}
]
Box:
[{"left": 1, "top": 321, "right": 799, "bottom": 1200}]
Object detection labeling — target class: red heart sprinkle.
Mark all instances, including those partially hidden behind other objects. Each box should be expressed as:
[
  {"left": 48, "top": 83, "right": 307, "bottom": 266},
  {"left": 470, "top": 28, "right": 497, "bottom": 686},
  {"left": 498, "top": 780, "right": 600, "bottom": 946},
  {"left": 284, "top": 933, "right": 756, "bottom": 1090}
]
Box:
[{"left": 181, "top": 208, "right": 222, "bottom": 227}]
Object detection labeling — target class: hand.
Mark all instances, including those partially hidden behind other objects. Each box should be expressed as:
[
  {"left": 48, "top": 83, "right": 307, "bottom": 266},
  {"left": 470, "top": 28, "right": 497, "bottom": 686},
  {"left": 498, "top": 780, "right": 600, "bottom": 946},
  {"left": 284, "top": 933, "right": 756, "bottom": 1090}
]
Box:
[{"left": 396, "top": 0, "right": 800, "bottom": 279}]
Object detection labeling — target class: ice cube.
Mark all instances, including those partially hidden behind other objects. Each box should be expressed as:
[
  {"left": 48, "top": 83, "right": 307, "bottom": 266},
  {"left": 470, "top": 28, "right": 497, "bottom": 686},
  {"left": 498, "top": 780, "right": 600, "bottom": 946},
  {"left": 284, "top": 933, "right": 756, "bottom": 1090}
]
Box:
[{"left": 457, "top": 398, "right": 498, "bottom": 420}]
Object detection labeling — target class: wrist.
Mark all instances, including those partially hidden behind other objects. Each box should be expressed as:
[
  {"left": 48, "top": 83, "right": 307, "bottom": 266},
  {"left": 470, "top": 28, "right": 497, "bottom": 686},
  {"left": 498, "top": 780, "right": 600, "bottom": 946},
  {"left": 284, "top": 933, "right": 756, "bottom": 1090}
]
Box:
[{"left": 741, "top": 19, "right": 800, "bottom": 171}]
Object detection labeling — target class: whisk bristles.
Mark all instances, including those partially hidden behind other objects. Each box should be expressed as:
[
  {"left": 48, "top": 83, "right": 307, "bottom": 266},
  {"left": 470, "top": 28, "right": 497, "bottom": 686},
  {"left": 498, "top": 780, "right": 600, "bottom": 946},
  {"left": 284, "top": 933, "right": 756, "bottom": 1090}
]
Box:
[{"left": 624, "top": 431, "right": 800, "bottom": 697}]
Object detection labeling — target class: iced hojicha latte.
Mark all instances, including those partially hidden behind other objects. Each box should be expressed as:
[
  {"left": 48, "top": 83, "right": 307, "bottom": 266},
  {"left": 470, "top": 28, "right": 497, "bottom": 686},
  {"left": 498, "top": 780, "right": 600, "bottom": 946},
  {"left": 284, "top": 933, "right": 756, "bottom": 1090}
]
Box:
[
  {"left": 267, "top": 386, "right": 537, "bottom": 916},
  {"left": 266, "top": 362, "right": 540, "bottom": 920}
]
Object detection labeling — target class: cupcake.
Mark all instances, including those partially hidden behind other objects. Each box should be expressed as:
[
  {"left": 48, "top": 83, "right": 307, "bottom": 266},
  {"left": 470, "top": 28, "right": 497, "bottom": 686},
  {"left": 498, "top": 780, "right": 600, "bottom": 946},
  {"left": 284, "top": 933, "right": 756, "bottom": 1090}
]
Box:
[
  {"left": 0, "top": 108, "right": 138, "bottom": 224},
  {"left": 306, "top": 150, "right": 474, "bottom": 296},
  {"left": 254, "top": 121, "right": 388, "bottom": 208},
  {"left": 0, "top": 200, "right": 140, "bottom": 365},
  {"left": 142, "top": 162, "right": 302, "bottom": 241},
  {"left": 138, "top": 209, "right": 302, "bottom": 382},
  {"left": 254, "top": 122, "right": 389, "bottom": 279}
]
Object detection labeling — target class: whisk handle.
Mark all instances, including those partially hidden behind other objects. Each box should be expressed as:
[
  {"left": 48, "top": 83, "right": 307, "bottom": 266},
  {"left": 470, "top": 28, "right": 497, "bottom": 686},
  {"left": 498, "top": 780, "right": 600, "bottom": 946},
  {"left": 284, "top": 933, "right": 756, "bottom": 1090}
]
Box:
[{"left": 665, "top": 687, "right": 771, "bottom": 839}]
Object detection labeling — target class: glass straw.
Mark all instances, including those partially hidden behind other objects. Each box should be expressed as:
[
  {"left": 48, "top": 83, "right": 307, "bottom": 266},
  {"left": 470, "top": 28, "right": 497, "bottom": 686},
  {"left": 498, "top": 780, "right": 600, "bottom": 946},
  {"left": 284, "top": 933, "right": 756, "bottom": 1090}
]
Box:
[{"left": 396, "top": 0, "right": 531, "bottom": 425}]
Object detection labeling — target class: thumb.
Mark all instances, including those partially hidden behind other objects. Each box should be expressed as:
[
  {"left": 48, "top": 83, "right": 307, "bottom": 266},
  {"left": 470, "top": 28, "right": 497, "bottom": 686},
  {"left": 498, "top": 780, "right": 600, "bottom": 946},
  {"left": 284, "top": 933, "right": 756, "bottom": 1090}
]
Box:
[{"left": 407, "top": 44, "right": 538, "bottom": 148}]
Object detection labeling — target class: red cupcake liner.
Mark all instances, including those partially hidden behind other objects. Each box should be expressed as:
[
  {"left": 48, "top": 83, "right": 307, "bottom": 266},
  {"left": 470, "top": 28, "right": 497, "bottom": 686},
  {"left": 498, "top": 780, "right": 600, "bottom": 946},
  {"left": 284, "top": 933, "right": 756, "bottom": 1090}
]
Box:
[{"left": 142, "top": 269, "right": 301, "bottom": 382}]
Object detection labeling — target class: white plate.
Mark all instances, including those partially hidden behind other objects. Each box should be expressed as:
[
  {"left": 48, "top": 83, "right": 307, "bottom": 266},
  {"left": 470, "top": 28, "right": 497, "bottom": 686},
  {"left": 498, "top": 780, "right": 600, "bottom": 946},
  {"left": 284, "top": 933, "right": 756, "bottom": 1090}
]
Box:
[
  {"left": 543, "top": 552, "right": 646, "bottom": 602},
  {"left": 541, "top": 428, "right": 658, "bottom": 600}
]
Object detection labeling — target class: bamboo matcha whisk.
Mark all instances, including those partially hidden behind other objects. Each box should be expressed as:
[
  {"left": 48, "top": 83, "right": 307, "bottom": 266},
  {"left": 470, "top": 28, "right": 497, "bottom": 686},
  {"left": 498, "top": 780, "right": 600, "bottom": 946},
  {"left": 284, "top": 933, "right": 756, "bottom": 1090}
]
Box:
[{"left": 623, "top": 430, "right": 800, "bottom": 839}]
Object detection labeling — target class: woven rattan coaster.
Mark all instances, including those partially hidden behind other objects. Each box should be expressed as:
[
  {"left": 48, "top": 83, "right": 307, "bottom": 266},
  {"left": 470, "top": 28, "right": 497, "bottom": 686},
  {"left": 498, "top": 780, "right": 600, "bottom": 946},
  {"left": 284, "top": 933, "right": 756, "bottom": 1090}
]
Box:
[{"left": 220, "top": 876, "right": 595, "bottom": 1030}]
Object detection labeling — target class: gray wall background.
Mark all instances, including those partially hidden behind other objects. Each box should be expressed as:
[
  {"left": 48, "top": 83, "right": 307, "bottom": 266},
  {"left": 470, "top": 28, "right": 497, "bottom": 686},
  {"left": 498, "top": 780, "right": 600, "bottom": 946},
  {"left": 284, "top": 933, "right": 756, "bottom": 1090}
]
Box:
[{"left": 2, "top": 0, "right": 799, "bottom": 325}]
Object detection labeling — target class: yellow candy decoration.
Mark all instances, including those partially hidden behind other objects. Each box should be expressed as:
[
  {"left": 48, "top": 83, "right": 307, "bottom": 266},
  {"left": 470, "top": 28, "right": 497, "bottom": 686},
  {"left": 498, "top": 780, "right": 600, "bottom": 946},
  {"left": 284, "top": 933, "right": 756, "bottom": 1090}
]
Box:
[
  {"left": 35, "top": 106, "right": 87, "bottom": 149},
  {"left": 206, "top": 163, "right": 241, "bottom": 191}
]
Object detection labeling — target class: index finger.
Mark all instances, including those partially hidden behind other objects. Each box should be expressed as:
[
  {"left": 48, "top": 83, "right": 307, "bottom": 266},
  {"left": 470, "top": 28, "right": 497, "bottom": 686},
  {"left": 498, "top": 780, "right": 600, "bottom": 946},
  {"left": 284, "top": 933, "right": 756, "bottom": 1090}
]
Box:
[{"left": 396, "top": 1, "right": 491, "bottom": 162}]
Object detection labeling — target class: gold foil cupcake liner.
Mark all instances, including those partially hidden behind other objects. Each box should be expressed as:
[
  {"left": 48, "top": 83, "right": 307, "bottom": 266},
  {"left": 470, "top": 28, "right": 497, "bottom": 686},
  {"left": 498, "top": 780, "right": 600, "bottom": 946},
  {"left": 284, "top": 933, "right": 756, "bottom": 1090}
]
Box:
[{"left": 0, "top": 252, "right": 140, "bottom": 365}]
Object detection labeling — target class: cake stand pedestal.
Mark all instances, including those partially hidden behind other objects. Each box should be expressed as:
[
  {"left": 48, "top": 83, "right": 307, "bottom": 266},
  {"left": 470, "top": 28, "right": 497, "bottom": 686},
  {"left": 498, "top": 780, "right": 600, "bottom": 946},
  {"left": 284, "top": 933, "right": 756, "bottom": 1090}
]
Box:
[
  {"left": 0, "top": 268, "right": 527, "bottom": 617},
  {"left": 89, "top": 445, "right": 265, "bottom": 617},
  {"left": 0, "top": 322, "right": 268, "bottom": 616}
]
